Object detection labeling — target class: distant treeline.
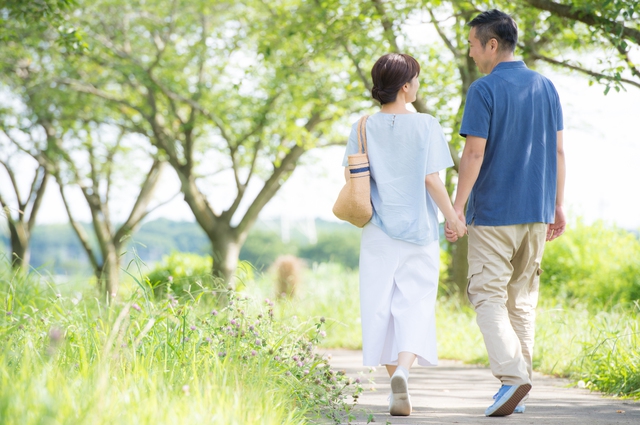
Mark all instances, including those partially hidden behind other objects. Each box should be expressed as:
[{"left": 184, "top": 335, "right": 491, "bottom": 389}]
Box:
[{"left": 0, "top": 218, "right": 361, "bottom": 275}]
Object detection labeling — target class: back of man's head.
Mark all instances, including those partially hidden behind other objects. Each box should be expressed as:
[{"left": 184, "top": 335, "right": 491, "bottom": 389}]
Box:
[{"left": 468, "top": 9, "right": 518, "bottom": 53}]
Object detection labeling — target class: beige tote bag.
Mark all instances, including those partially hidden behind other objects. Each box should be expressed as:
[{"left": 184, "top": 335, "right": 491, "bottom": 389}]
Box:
[{"left": 332, "top": 115, "right": 372, "bottom": 227}]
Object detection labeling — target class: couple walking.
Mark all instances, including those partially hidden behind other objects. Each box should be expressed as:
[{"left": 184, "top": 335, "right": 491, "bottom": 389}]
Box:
[{"left": 343, "top": 9, "right": 566, "bottom": 417}]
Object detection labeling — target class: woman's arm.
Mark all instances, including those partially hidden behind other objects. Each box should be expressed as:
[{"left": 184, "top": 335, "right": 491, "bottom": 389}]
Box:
[{"left": 425, "top": 172, "right": 467, "bottom": 238}]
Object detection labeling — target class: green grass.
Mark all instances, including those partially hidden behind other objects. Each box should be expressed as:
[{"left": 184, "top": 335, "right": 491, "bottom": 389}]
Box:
[
  {"left": 535, "top": 301, "right": 640, "bottom": 396},
  {"left": 0, "top": 265, "right": 362, "bottom": 425},
  {"left": 252, "top": 263, "right": 362, "bottom": 349}
]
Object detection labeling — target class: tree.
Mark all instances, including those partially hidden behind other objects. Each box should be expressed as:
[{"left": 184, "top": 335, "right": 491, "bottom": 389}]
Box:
[
  {"left": 521, "top": 0, "right": 640, "bottom": 92},
  {"left": 57, "top": 0, "right": 367, "bottom": 285},
  {"left": 47, "top": 124, "right": 169, "bottom": 298},
  {"left": 0, "top": 0, "right": 86, "bottom": 51},
  {"left": 0, "top": 21, "right": 170, "bottom": 297},
  {"left": 0, "top": 127, "right": 48, "bottom": 270}
]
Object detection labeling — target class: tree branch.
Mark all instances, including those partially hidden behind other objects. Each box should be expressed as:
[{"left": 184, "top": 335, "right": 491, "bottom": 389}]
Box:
[
  {"left": 0, "top": 160, "right": 23, "bottom": 211},
  {"left": 527, "top": 49, "right": 640, "bottom": 89},
  {"left": 113, "top": 159, "right": 166, "bottom": 246},
  {"left": 221, "top": 92, "right": 282, "bottom": 221},
  {"left": 235, "top": 113, "right": 322, "bottom": 234},
  {"left": 524, "top": 0, "right": 640, "bottom": 45},
  {"left": 428, "top": 9, "right": 462, "bottom": 59},
  {"left": 371, "top": 0, "right": 400, "bottom": 51},
  {"left": 142, "top": 71, "right": 234, "bottom": 144},
  {"left": 342, "top": 42, "right": 373, "bottom": 92},
  {"left": 608, "top": 34, "right": 640, "bottom": 81},
  {"left": 57, "top": 78, "right": 149, "bottom": 117},
  {"left": 0, "top": 191, "right": 16, "bottom": 224},
  {"left": 57, "top": 178, "right": 100, "bottom": 273},
  {"left": 26, "top": 165, "right": 49, "bottom": 232},
  {"left": 236, "top": 143, "right": 306, "bottom": 236}
]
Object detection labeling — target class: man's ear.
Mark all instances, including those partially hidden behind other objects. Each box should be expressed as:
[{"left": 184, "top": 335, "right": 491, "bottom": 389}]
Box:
[{"left": 489, "top": 38, "right": 498, "bottom": 52}]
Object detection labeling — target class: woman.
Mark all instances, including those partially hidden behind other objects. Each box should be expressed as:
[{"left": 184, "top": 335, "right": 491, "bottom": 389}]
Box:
[{"left": 342, "top": 53, "right": 466, "bottom": 416}]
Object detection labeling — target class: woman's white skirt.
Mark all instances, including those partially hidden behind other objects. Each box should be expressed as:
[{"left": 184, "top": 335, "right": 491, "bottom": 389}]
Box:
[{"left": 359, "top": 223, "right": 439, "bottom": 367}]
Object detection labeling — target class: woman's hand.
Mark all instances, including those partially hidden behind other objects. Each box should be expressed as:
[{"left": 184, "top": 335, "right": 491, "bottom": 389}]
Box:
[{"left": 445, "top": 218, "right": 467, "bottom": 242}]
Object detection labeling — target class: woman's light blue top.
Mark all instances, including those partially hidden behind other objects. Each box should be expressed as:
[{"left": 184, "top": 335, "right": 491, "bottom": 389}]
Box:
[{"left": 342, "top": 112, "right": 453, "bottom": 245}]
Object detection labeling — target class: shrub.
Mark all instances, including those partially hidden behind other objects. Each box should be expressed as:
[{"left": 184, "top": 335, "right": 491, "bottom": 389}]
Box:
[
  {"left": 298, "top": 231, "right": 360, "bottom": 269},
  {"left": 146, "top": 252, "right": 216, "bottom": 299},
  {"left": 541, "top": 220, "right": 640, "bottom": 308}
]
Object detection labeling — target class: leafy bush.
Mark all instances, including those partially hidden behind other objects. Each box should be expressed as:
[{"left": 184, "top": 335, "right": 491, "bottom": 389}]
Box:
[
  {"left": 145, "top": 252, "right": 216, "bottom": 299},
  {"left": 298, "top": 231, "right": 360, "bottom": 270},
  {"left": 541, "top": 220, "right": 640, "bottom": 308}
]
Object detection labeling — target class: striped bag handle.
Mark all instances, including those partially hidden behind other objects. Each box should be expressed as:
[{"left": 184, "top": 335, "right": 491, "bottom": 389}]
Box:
[{"left": 357, "top": 115, "right": 369, "bottom": 154}]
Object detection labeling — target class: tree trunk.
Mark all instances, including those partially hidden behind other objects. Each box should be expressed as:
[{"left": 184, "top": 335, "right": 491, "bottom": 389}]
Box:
[
  {"left": 449, "top": 233, "right": 469, "bottom": 301},
  {"left": 8, "top": 221, "right": 30, "bottom": 270},
  {"left": 98, "top": 243, "right": 120, "bottom": 300},
  {"left": 210, "top": 231, "right": 243, "bottom": 288}
]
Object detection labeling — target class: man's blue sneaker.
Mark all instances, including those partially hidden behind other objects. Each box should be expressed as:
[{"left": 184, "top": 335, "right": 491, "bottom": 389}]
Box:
[
  {"left": 494, "top": 390, "right": 527, "bottom": 414},
  {"left": 485, "top": 384, "right": 531, "bottom": 416}
]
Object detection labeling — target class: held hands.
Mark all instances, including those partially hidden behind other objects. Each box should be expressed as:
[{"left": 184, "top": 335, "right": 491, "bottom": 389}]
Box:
[{"left": 445, "top": 207, "right": 467, "bottom": 243}]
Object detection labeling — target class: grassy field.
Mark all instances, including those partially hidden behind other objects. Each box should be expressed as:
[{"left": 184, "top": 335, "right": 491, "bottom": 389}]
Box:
[
  {"left": 0, "top": 266, "right": 362, "bottom": 425},
  {"left": 2, "top": 221, "right": 639, "bottom": 425}
]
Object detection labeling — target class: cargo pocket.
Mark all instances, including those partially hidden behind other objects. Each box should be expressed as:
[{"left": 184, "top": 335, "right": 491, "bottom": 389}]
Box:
[
  {"left": 466, "top": 263, "right": 484, "bottom": 303},
  {"left": 530, "top": 266, "right": 543, "bottom": 292}
]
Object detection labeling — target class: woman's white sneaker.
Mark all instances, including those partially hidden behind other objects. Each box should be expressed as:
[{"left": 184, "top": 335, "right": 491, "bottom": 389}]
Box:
[{"left": 389, "top": 369, "right": 411, "bottom": 416}]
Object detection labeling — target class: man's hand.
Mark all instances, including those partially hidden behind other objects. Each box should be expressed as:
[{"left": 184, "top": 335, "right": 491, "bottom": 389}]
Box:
[
  {"left": 445, "top": 221, "right": 458, "bottom": 242},
  {"left": 445, "top": 207, "right": 467, "bottom": 243},
  {"left": 547, "top": 205, "right": 566, "bottom": 241}
]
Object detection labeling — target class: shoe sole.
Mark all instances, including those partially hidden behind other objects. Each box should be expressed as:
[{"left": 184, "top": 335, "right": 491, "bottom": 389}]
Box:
[
  {"left": 389, "top": 374, "right": 411, "bottom": 416},
  {"left": 486, "top": 384, "right": 531, "bottom": 417}
]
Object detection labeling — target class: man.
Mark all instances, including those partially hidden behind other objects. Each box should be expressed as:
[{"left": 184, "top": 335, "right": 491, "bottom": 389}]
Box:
[{"left": 446, "top": 9, "right": 566, "bottom": 417}]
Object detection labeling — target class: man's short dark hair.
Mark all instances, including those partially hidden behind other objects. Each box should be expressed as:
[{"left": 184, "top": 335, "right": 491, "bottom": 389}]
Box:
[{"left": 468, "top": 9, "right": 518, "bottom": 53}]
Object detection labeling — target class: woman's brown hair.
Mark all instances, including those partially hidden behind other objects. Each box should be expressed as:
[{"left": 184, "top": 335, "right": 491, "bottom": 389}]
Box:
[{"left": 371, "top": 53, "right": 420, "bottom": 105}]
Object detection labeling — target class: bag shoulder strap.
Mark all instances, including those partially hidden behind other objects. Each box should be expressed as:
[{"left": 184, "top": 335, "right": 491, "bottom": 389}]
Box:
[{"left": 357, "top": 115, "right": 369, "bottom": 154}]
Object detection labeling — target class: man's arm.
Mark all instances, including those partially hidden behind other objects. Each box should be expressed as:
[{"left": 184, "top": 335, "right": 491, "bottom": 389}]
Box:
[
  {"left": 445, "top": 135, "right": 486, "bottom": 242},
  {"left": 547, "top": 130, "right": 566, "bottom": 241},
  {"left": 453, "top": 135, "right": 486, "bottom": 218}
]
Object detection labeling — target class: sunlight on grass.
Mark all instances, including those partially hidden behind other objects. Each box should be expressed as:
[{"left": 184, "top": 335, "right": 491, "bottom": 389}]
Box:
[
  {"left": 251, "top": 263, "right": 362, "bottom": 349},
  {"left": 0, "top": 265, "right": 362, "bottom": 424}
]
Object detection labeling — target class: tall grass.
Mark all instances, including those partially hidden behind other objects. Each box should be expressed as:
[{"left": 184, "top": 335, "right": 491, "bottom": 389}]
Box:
[
  {"left": 535, "top": 301, "right": 640, "bottom": 396},
  {"left": 254, "top": 263, "right": 362, "bottom": 349},
  {"left": 0, "top": 265, "right": 361, "bottom": 424}
]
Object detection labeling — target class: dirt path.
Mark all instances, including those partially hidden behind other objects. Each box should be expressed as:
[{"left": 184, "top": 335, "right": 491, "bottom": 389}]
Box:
[{"left": 326, "top": 350, "right": 640, "bottom": 424}]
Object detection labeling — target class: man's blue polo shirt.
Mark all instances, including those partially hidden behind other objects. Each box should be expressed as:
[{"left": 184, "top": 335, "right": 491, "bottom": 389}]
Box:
[{"left": 459, "top": 61, "right": 563, "bottom": 226}]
